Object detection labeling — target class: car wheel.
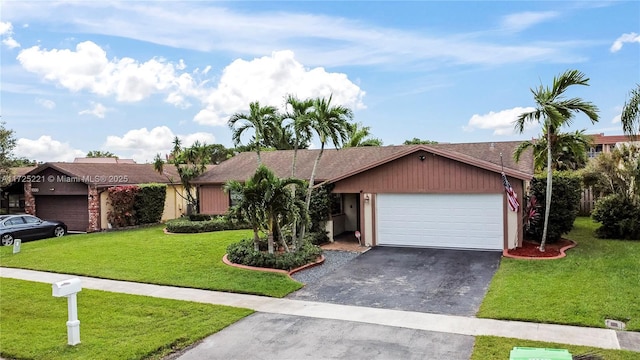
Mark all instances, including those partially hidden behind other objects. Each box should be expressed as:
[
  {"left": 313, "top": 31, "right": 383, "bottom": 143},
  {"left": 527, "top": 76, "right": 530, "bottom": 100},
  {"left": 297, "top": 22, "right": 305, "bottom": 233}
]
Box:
[
  {"left": 53, "top": 226, "right": 66, "bottom": 238},
  {"left": 1, "top": 234, "right": 14, "bottom": 246}
]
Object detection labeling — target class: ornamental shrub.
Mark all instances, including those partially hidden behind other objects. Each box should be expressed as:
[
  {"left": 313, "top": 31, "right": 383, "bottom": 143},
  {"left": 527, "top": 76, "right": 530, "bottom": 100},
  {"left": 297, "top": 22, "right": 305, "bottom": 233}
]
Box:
[
  {"left": 134, "top": 183, "right": 166, "bottom": 224},
  {"left": 165, "top": 216, "right": 249, "bottom": 233},
  {"left": 592, "top": 194, "right": 640, "bottom": 240},
  {"left": 107, "top": 185, "right": 140, "bottom": 228},
  {"left": 226, "top": 238, "right": 322, "bottom": 271},
  {"left": 526, "top": 172, "right": 582, "bottom": 243}
]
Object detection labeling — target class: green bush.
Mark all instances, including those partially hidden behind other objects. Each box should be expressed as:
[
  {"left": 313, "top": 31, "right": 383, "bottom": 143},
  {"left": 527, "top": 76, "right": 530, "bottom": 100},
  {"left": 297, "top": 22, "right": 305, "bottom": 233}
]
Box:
[
  {"left": 226, "top": 238, "right": 322, "bottom": 271},
  {"left": 591, "top": 194, "right": 640, "bottom": 240},
  {"left": 188, "top": 213, "right": 212, "bottom": 221},
  {"left": 134, "top": 183, "right": 166, "bottom": 224},
  {"left": 307, "top": 184, "right": 333, "bottom": 233},
  {"left": 526, "top": 172, "right": 582, "bottom": 243},
  {"left": 307, "top": 231, "right": 329, "bottom": 245},
  {"left": 165, "top": 216, "right": 249, "bottom": 233}
]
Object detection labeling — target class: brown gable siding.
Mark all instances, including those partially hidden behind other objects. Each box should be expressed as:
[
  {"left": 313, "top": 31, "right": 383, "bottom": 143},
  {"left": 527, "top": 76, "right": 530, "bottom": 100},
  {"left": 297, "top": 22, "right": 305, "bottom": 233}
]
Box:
[
  {"left": 199, "top": 185, "right": 229, "bottom": 215},
  {"left": 31, "top": 168, "right": 88, "bottom": 195},
  {"left": 332, "top": 152, "right": 505, "bottom": 194}
]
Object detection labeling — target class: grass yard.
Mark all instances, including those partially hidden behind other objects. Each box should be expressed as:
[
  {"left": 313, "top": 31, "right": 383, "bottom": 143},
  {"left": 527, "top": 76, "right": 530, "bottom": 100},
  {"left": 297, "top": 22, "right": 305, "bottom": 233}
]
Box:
[
  {"left": 471, "top": 336, "right": 639, "bottom": 360},
  {"left": 478, "top": 217, "right": 640, "bottom": 330},
  {"left": 0, "top": 226, "right": 302, "bottom": 297},
  {"left": 0, "top": 278, "right": 252, "bottom": 360}
]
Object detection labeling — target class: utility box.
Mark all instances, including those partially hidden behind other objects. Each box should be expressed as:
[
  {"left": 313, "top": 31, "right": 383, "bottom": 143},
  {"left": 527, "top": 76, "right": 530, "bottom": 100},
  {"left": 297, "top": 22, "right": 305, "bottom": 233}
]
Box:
[
  {"left": 52, "top": 278, "right": 82, "bottom": 297},
  {"left": 509, "top": 347, "right": 572, "bottom": 360}
]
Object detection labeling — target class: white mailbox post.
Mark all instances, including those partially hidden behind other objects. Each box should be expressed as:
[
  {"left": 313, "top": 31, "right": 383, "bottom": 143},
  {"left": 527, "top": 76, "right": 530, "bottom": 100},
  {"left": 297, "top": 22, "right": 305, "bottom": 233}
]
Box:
[{"left": 52, "top": 278, "right": 82, "bottom": 345}]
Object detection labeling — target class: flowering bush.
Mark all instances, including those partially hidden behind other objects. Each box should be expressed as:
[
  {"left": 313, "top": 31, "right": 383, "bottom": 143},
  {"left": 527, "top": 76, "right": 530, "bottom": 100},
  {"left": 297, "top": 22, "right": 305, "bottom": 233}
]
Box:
[{"left": 107, "top": 185, "right": 140, "bottom": 228}]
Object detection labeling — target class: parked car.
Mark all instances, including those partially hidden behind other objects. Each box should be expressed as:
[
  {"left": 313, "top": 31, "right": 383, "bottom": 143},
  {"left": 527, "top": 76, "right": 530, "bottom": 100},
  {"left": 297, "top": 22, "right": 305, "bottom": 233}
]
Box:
[{"left": 0, "top": 215, "right": 67, "bottom": 246}]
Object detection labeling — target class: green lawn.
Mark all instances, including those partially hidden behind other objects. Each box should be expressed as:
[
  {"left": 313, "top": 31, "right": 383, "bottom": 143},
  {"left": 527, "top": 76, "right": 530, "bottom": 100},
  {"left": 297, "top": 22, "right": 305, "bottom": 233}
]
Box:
[
  {"left": 0, "top": 278, "right": 252, "bottom": 360},
  {"left": 0, "top": 226, "right": 301, "bottom": 297},
  {"left": 471, "top": 336, "right": 639, "bottom": 360},
  {"left": 479, "top": 217, "right": 640, "bottom": 330}
]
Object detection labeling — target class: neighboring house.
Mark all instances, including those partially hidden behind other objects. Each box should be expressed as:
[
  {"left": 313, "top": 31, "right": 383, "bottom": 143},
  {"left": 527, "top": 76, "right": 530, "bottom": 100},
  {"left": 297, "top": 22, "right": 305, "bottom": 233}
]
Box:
[
  {"left": 6, "top": 163, "right": 189, "bottom": 232},
  {"left": 73, "top": 157, "right": 137, "bottom": 164},
  {"left": 588, "top": 133, "right": 640, "bottom": 159},
  {"left": 1, "top": 166, "right": 38, "bottom": 214},
  {"left": 193, "top": 141, "right": 534, "bottom": 251}
]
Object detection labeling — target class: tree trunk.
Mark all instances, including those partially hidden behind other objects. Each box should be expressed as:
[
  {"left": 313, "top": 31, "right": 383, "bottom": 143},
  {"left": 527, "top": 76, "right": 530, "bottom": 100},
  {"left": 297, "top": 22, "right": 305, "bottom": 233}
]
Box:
[
  {"left": 540, "top": 128, "right": 553, "bottom": 252},
  {"left": 253, "top": 226, "right": 260, "bottom": 252},
  {"left": 290, "top": 146, "right": 298, "bottom": 248},
  {"left": 275, "top": 218, "right": 290, "bottom": 253},
  {"left": 299, "top": 143, "right": 325, "bottom": 245},
  {"left": 267, "top": 217, "right": 275, "bottom": 254}
]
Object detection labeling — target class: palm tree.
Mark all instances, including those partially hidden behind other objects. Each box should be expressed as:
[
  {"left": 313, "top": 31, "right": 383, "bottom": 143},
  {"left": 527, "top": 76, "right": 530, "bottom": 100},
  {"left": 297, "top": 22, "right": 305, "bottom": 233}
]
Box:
[
  {"left": 228, "top": 101, "right": 279, "bottom": 164},
  {"left": 154, "top": 137, "right": 211, "bottom": 213},
  {"left": 284, "top": 95, "right": 313, "bottom": 177},
  {"left": 514, "top": 69, "right": 599, "bottom": 251},
  {"left": 224, "top": 173, "right": 267, "bottom": 252},
  {"left": 283, "top": 95, "right": 313, "bottom": 245},
  {"left": 226, "top": 165, "right": 305, "bottom": 254},
  {"left": 514, "top": 129, "right": 592, "bottom": 172},
  {"left": 299, "top": 95, "right": 352, "bottom": 242},
  {"left": 343, "top": 122, "right": 383, "bottom": 147},
  {"left": 621, "top": 84, "right": 640, "bottom": 138}
]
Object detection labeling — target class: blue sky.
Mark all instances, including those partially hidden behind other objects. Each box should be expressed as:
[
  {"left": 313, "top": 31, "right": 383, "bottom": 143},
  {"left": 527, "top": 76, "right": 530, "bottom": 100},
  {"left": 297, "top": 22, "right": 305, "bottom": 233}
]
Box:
[{"left": 1, "top": 1, "right": 639, "bottom": 163}]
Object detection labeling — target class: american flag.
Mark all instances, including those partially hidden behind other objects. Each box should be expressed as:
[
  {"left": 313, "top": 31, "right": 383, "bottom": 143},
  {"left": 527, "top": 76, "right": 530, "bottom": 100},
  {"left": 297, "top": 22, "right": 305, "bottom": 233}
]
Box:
[{"left": 502, "top": 172, "right": 519, "bottom": 212}]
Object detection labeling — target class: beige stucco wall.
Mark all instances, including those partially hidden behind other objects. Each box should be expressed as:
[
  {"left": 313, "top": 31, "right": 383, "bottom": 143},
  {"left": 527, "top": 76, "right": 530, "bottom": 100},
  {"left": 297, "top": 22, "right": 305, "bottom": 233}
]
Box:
[
  {"left": 363, "top": 193, "right": 374, "bottom": 246},
  {"left": 507, "top": 207, "right": 519, "bottom": 249}
]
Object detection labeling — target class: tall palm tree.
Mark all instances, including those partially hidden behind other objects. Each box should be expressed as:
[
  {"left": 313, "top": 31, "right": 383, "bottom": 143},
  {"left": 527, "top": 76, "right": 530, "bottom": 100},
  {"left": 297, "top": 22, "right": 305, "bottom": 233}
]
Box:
[
  {"left": 283, "top": 95, "right": 313, "bottom": 246},
  {"left": 514, "top": 69, "right": 599, "bottom": 251},
  {"left": 621, "top": 84, "right": 640, "bottom": 139},
  {"left": 299, "top": 95, "right": 352, "bottom": 242},
  {"left": 228, "top": 101, "right": 278, "bottom": 164},
  {"left": 343, "top": 122, "right": 383, "bottom": 147},
  {"left": 514, "top": 129, "right": 592, "bottom": 172},
  {"left": 284, "top": 95, "right": 313, "bottom": 177}
]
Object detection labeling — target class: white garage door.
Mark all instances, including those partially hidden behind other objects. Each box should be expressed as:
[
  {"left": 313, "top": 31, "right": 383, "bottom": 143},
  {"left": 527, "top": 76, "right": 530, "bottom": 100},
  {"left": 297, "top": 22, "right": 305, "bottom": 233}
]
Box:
[{"left": 376, "top": 193, "right": 503, "bottom": 250}]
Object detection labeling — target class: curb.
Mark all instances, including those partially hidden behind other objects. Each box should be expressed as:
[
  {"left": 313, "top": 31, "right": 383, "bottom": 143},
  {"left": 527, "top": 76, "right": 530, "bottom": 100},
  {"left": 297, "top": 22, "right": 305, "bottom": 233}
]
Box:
[
  {"left": 502, "top": 240, "right": 577, "bottom": 260},
  {"left": 222, "top": 254, "right": 326, "bottom": 280}
]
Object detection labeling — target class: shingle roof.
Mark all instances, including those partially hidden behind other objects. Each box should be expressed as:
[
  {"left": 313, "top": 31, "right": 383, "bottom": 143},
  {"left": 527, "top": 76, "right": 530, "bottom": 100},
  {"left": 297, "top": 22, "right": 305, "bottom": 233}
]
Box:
[
  {"left": 27, "top": 163, "right": 183, "bottom": 186},
  {"left": 193, "top": 141, "right": 533, "bottom": 184}
]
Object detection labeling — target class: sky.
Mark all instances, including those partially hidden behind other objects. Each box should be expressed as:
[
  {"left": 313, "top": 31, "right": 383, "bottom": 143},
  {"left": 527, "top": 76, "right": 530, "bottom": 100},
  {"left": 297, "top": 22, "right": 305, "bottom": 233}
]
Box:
[{"left": 1, "top": 1, "right": 639, "bottom": 163}]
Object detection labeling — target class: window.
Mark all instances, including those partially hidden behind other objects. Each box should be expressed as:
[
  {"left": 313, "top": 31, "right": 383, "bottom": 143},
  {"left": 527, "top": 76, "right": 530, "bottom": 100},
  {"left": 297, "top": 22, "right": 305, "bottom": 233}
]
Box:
[
  {"left": 229, "top": 189, "right": 243, "bottom": 207},
  {"left": 22, "top": 216, "right": 41, "bottom": 224},
  {"left": 7, "top": 217, "right": 25, "bottom": 225}
]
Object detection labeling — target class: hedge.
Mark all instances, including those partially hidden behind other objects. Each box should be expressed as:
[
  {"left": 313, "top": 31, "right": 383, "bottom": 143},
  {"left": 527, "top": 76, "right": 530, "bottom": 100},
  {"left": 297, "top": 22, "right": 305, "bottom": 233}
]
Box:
[
  {"left": 526, "top": 172, "right": 582, "bottom": 243},
  {"left": 134, "top": 183, "right": 166, "bottom": 224},
  {"left": 165, "top": 216, "right": 249, "bottom": 233}
]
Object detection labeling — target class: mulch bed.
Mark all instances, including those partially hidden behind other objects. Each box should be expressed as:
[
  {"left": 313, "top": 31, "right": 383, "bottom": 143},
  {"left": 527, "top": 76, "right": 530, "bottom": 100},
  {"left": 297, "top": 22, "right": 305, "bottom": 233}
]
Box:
[{"left": 506, "top": 238, "right": 575, "bottom": 258}]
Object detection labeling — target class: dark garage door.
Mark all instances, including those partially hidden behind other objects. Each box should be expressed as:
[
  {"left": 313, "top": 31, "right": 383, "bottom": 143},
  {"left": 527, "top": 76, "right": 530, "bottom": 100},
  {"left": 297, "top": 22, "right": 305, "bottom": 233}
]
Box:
[{"left": 36, "top": 195, "right": 89, "bottom": 232}]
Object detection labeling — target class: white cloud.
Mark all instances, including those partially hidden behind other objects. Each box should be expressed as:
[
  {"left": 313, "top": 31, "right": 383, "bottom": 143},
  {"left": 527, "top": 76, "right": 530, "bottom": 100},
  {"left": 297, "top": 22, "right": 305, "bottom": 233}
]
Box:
[
  {"left": 194, "top": 50, "right": 366, "bottom": 126},
  {"left": 463, "top": 107, "right": 536, "bottom": 135},
  {"left": 35, "top": 98, "right": 56, "bottom": 109},
  {"left": 104, "top": 126, "right": 215, "bottom": 163},
  {"left": 0, "top": 21, "right": 21, "bottom": 49},
  {"left": 15, "top": 136, "right": 85, "bottom": 162},
  {"left": 610, "top": 32, "right": 640, "bottom": 52},
  {"left": 79, "top": 102, "right": 107, "bottom": 118},
  {"left": 2, "top": 2, "right": 581, "bottom": 67},
  {"left": 501, "top": 11, "right": 559, "bottom": 32},
  {"left": 611, "top": 114, "right": 621, "bottom": 123},
  {"left": 17, "top": 41, "right": 199, "bottom": 106}
]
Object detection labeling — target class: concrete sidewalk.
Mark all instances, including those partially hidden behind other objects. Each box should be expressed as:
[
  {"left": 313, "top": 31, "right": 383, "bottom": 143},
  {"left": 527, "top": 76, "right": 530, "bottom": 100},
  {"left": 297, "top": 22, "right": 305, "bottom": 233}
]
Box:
[{"left": 2, "top": 267, "right": 638, "bottom": 352}]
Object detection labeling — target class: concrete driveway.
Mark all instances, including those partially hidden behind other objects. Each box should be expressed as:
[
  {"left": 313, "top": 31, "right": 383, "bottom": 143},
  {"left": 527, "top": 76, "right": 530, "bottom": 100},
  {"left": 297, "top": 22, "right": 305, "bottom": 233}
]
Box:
[
  {"left": 287, "top": 247, "right": 502, "bottom": 316},
  {"left": 175, "top": 313, "right": 475, "bottom": 360}
]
